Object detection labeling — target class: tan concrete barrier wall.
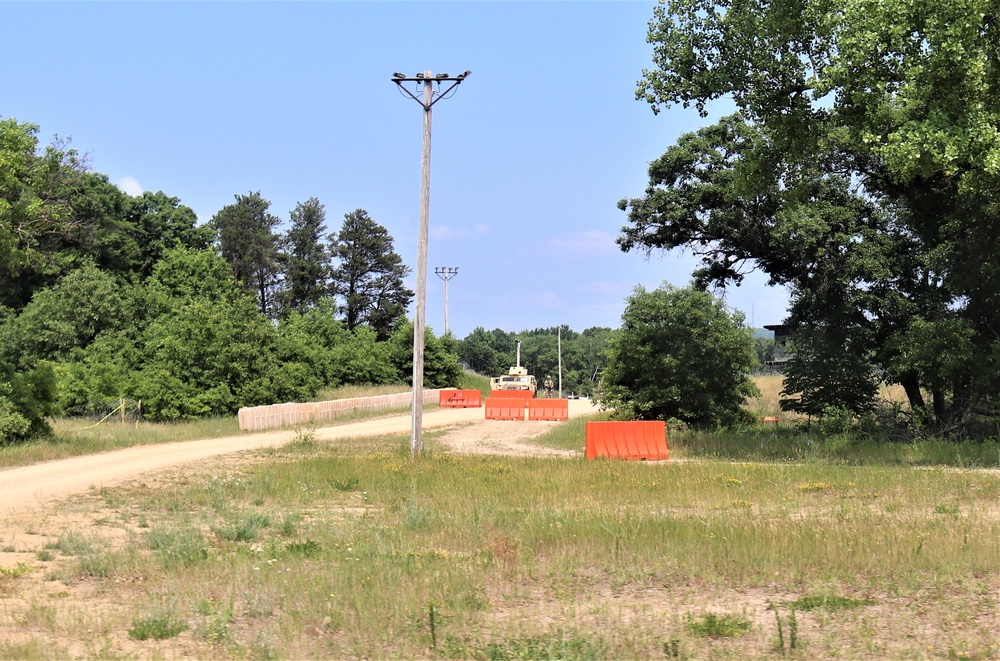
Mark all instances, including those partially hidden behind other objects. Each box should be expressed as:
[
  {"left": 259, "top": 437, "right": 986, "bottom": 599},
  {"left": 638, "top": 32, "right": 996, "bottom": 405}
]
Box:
[{"left": 237, "top": 389, "right": 443, "bottom": 432}]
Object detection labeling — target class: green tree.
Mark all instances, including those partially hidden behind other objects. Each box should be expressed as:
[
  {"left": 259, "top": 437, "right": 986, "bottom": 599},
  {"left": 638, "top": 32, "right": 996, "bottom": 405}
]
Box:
[
  {"left": 576, "top": 327, "right": 614, "bottom": 395},
  {"left": 624, "top": 2, "right": 1000, "bottom": 430},
  {"left": 329, "top": 209, "right": 413, "bottom": 340},
  {"left": 780, "top": 324, "right": 879, "bottom": 419},
  {"left": 458, "top": 327, "right": 506, "bottom": 376},
  {"left": 597, "top": 284, "right": 758, "bottom": 427},
  {"left": 390, "top": 321, "right": 462, "bottom": 389},
  {"left": 0, "top": 119, "right": 139, "bottom": 310},
  {"left": 754, "top": 336, "right": 776, "bottom": 366},
  {"left": 0, "top": 361, "right": 57, "bottom": 445},
  {"left": 333, "top": 327, "right": 399, "bottom": 386},
  {"left": 123, "top": 191, "right": 213, "bottom": 280},
  {"left": 277, "top": 197, "right": 330, "bottom": 316},
  {"left": 211, "top": 192, "right": 280, "bottom": 317},
  {"left": 53, "top": 248, "right": 316, "bottom": 421},
  {"left": 0, "top": 264, "right": 130, "bottom": 369}
]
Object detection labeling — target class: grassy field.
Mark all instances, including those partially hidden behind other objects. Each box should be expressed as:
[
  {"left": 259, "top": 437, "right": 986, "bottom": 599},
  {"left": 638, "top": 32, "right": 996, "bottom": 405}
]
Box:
[
  {"left": 1, "top": 423, "right": 999, "bottom": 658},
  {"left": 1, "top": 431, "right": 996, "bottom": 659},
  {"left": 1, "top": 376, "right": 998, "bottom": 659}
]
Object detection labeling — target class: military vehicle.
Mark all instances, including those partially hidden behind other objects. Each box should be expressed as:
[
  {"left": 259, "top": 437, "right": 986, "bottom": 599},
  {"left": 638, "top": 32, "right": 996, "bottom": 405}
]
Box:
[{"left": 489, "top": 340, "right": 537, "bottom": 396}]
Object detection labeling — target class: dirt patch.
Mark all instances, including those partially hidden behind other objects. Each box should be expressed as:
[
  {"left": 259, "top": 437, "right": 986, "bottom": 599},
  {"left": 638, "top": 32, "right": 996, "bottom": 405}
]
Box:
[{"left": 436, "top": 420, "right": 579, "bottom": 458}]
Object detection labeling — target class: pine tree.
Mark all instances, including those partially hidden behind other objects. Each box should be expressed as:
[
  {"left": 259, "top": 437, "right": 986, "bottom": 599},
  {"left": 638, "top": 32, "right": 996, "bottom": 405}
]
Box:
[
  {"left": 329, "top": 209, "right": 413, "bottom": 340},
  {"left": 277, "top": 198, "right": 330, "bottom": 316}
]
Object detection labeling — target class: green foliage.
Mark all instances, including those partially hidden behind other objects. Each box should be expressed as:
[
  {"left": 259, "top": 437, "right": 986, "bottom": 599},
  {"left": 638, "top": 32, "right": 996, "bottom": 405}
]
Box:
[
  {"left": 133, "top": 295, "right": 291, "bottom": 420},
  {"left": 0, "top": 113, "right": 518, "bottom": 433},
  {"left": 329, "top": 209, "right": 413, "bottom": 339},
  {"left": 390, "top": 321, "right": 462, "bottom": 388},
  {"left": 122, "top": 191, "right": 212, "bottom": 281},
  {"left": 457, "top": 370, "right": 491, "bottom": 396},
  {"left": 625, "top": 1, "right": 1000, "bottom": 435},
  {"left": 212, "top": 513, "right": 269, "bottom": 543},
  {"left": 144, "top": 245, "right": 236, "bottom": 305},
  {"left": 480, "top": 632, "right": 608, "bottom": 660},
  {"left": 128, "top": 612, "right": 187, "bottom": 641},
  {"left": 754, "top": 336, "right": 775, "bottom": 365},
  {"left": 0, "top": 264, "right": 130, "bottom": 369},
  {"left": 0, "top": 119, "right": 109, "bottom": 310},
  {"left": 788, "top": 594, "right": 875, "bottom": 612},
  {"left": 277, "top": 197, "right": 330, "bottom": 316},
  {"left": 780, "top": 325, "right": 879, "bottom": 418},
  {"left": 458, "top": 325, "right": 612, "bottom": 395},
  {"left": 144, "top": 526, "right": 209, "bottom": 569},
  {"left": 597, "top": 283, "right": 758, "bottom": 427},
  {"left": 332, "top": 326, "right": 398, "bottom": 386},
  {"left": 684, "top": 613, "right": 752, "bottom": 638},
  {"left": 0, "top": 361, "right": 56, "bottom": 444},
  {"left": 211, "top": 191, "right": 280, "bottom": 316},
  {"left": 458, "top": 326, "right": 515, "bottom": 376},
  {"left": 0, "top": 561, "right": 32, "bottom": 578},
  {"left": 285, "top": 539, "right": 322, "bottom": 557}
]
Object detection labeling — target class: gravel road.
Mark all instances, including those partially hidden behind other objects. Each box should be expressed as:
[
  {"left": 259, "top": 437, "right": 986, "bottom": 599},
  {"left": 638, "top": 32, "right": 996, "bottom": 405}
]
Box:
[{"left": 0, "top": 399, "right": 599, "bottom": 520}]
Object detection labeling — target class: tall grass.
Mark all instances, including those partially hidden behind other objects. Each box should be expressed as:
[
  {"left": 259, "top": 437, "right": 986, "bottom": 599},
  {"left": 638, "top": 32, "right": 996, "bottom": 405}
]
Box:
[
  {"left": 673, "top": 426, "right": 1000, "bottom": 467},
  {"left": 311, "top": 383, "right": 412, "bottom": 402},
  {"left": 0, "top": 416, "right": 241, "bottom": 469},
  {"left": 728, "top": 374, "right": 1000, "bottom": 467},
  {"left": 744, "top": 374, "right": 909, "bottom": 423},
  {"left": 458, "top": 370, "right": 491, "bottom": 396},
  {"left": 16, "top": 431, "right": 996, "bottom": 659}
]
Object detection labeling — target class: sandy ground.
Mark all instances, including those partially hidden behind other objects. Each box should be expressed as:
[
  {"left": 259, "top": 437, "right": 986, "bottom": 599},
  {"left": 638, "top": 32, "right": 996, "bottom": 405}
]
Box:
[{"left": 0, "top": 399, "right": 599, "bottom": 523}]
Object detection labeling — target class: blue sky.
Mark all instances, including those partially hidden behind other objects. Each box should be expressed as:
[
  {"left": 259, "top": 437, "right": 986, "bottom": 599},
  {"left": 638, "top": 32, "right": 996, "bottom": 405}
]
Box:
[{"left": 2, "top": 1, "right": 789, "bottom": 339}]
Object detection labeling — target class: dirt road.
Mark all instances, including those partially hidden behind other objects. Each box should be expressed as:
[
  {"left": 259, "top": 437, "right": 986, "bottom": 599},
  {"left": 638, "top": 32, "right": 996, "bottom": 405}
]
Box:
[{"left": 0, "top": 399, "right": 599, "bottom": 520}]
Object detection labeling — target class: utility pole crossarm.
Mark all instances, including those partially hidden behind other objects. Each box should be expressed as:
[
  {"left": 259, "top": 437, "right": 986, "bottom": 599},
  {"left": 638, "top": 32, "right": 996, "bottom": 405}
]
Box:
[
  {"left": 392, "top": 71, "right": 471, "bottom": 110},
  {"left": 435, "top": 266, "right": 459, "bottom": 336}
]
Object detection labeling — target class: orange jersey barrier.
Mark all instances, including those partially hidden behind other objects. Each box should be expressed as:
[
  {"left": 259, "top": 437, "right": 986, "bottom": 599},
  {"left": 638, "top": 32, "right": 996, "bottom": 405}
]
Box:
[
  {"left": 484, "top": 398, "right": 526, "bottom": 421},
  {"left": 527, "top": 398, "right": 569, "bottom": 421},
  {"left": 585, "top": 420, "right": 669, "bottom": 461},
  {"left": 438, "top": 389, "right": 483, "bottom": 408}
]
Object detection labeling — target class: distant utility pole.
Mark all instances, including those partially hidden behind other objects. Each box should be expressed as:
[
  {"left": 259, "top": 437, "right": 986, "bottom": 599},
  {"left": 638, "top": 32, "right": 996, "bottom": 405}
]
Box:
[
  {"left": 558, "top": 325, "right": 563, "bottom": 398},
  {"left": 434, "top": 266, "right": 459, "bottom": 335},
  {"left": 392, "top": 69, "right": 471, "bottom": 458}
]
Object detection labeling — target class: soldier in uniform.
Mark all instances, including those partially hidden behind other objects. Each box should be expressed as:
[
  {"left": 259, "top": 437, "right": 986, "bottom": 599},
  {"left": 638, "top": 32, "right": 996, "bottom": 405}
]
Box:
[{"left": 543, "top": 375, "right": 554, "bottom": 398}]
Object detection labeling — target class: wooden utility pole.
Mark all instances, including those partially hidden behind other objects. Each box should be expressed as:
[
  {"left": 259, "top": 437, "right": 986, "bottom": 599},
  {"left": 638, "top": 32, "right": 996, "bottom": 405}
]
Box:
[
  {"left": 392, "top": 70, "right": 471, "bottom": 457},
  {"left": 435, "top": 266, "right": 459, "bottom": 335},
  {"left": 558, "top": 326, "right": 563, "bottom": 398}
]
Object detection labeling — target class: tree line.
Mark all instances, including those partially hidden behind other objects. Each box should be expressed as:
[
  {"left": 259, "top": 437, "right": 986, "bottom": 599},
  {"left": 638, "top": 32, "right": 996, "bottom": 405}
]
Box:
[
  {"left": 0, "top": 117, "right": 460, "bottom": 442},
  {"left": 457, "top": 326, "right": 614, "bottom": 397}
]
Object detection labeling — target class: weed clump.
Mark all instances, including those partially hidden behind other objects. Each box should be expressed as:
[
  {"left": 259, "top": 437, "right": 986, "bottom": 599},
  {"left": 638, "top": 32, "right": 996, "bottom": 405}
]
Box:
[
  {"left": 128, "top": 612, "right": 187, "bottom": 640},
  {"left": 685, "top": 613, "right": 752, "bottom": 638},
  {"left": 789, "top": 594, "right": 876, "bottom": 611}
]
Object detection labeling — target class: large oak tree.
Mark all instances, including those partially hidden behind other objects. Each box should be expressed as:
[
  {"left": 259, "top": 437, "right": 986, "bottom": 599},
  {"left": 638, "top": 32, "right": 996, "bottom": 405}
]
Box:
[{"left": 621, "top": 0, "right": 1000, "bottom": 431}]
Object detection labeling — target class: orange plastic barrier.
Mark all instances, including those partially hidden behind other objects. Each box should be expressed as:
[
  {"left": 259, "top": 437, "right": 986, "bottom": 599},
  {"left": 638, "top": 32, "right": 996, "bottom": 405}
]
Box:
[
  {"left": 527, "top": 398, "right": 569, "bottom": 421},
  {"left": 484, "top": 398, "right": 526, "bottom": 421},
  {"left": 759, "top": 416, "right": 779, "bottom": 426},
  {"left": 585, "top": 421, "right": 669, "bottom": 461},
  {"left": 438, "top": 389, "right": 483, "bottom": 408}
]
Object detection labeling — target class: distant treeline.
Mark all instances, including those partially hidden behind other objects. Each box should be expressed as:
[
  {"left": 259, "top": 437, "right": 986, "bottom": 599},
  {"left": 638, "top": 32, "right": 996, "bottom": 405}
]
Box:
[{"left": 0, "top": 117, "right": 460, "bottom": 443}]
